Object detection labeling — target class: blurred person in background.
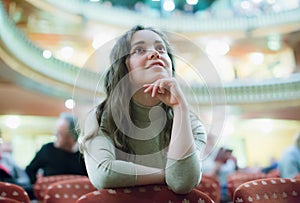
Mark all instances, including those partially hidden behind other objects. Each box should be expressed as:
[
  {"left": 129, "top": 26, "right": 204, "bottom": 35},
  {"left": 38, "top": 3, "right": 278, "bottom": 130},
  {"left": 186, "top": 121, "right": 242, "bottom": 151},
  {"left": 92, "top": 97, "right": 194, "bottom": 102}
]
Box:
[
  {"left": 278, "top": 130, "right": 300, "bottom": 178},
  {"left": 25, "top": 112, "right": 87, "bottom": 185},
  {"left": 0, "top": 128, "right": 33, "bottom": 198},
  {"left": 261, "top": 156, "right": 278, "bottom": 174},
  {"left": 202, "top": 136, "right": 238, "bottom": 202}
]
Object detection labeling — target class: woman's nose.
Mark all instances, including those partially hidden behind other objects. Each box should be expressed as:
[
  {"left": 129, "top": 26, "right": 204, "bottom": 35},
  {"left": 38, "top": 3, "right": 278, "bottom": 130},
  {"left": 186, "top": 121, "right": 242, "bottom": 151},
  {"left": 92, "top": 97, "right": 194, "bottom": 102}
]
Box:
[{"left": 147, "top": 49, "right": 160, "bottom": 59}]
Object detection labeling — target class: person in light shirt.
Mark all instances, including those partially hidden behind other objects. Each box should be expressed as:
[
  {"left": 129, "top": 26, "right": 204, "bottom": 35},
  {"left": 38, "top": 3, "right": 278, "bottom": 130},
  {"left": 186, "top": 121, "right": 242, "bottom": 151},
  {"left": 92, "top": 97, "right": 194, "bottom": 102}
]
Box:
[{"left": 278, "top": 131, "right": 300, "bottom": 178}]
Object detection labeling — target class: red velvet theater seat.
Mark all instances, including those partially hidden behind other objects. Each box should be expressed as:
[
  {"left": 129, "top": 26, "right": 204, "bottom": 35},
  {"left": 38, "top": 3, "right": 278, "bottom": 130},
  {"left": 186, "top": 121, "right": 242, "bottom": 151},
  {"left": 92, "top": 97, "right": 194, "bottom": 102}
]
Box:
[
  {"left": 33, "top": 174, "right": 86, "bottom": 201},
  {"left": 76, "top": 184, "right": 215, "bottom": 203},
  {"left": 233, "top": 178, "right": 300, "bottom": 203},
  {"left": 195, "top": 175, "right": 221, "bottom": 203},
  {"left": 0, "top": 181, "right": 30, "bottom": 203},
  {"left": 44, "top": 177, "right": 96, "bottom": 203}
]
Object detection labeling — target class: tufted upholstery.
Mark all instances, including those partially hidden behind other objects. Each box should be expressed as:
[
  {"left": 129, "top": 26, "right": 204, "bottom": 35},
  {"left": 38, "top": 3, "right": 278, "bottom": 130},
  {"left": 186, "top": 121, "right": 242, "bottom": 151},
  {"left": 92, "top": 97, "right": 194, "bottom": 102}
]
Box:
[
  {"left": 233, "top": 178, "right": 300, "bottom": 203},
  {"left": 43, "top": 177, "right": 96, "bottom": 203},
  {"left": 0, "top": 196, "right": 21, "bottom": 203},
  {"left": 33, "top": 175, "right": 87, "bottom": 201},
  {"left": 0, "top": 181, "right": 30, "bottom": 203},
  {"left": 227, "top": 172, "right": 267, "bottom": 200},
  {"left": 195, "top": 175, "right": 221, "bottom": 203},
  {"left": 76, "top": 184, "right": 215, "bottom": 203}
]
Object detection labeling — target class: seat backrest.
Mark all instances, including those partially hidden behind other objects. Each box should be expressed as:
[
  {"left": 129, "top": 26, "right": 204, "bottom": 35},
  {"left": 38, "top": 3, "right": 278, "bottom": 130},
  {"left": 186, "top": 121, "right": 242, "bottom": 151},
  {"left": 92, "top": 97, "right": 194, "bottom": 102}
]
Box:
[
  {"left": 44, "top": 177, "right": 96, "bottom": 203},
  {"left": 233, "top": 178, "right": 300, "bottom": 203},
  {"left": 227, "top": 172, "right": 267, "bottom": 200},
  {"left": 33, "top": 174, "right": 87, "bottom": 200},
  {"left": 76, "top": 184, "right": 215, "bottom": 203},
  {"left": 195, "top": 175, "right": 221, "bottom": 203},
  {"left": 0, "top": 181, "right": 30, "bottom": 203}
]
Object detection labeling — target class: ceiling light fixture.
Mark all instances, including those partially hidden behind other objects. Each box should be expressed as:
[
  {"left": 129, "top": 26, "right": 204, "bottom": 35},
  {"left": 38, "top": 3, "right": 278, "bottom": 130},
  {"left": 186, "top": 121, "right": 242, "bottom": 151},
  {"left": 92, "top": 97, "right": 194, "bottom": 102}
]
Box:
[
  {"left": 186, "top": 0, "right": 198, "bottom": 5},
  {"left": 163, "top": 0, "right": 175, "bottom": 12},
  {"left": 65, "top": 99, "right": 76, "bottom": 109},
  {"left": 42, "top": 50, "right": 52, "bottom": 59}
]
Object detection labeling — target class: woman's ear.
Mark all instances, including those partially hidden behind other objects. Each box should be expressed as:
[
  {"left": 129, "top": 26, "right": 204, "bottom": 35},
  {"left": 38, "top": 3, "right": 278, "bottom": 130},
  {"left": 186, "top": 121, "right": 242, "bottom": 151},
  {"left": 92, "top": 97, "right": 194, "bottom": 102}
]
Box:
[{"left": 125, "top": 57, "right": 131, "bottom": 71}]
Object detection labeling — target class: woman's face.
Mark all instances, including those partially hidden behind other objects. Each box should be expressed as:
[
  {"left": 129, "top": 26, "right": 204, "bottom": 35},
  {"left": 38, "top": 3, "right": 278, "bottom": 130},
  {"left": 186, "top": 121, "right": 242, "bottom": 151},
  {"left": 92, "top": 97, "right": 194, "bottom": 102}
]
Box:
[{"left": 126, "top": 30, "right": 173, "bottom": 85}]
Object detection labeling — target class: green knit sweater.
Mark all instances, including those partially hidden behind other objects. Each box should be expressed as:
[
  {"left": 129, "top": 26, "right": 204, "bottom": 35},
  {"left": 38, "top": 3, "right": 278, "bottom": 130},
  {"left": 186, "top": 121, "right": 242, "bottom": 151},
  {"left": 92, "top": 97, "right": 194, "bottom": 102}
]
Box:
[{"left": 84, "top": 101, "right": 206, "bottom": 193}]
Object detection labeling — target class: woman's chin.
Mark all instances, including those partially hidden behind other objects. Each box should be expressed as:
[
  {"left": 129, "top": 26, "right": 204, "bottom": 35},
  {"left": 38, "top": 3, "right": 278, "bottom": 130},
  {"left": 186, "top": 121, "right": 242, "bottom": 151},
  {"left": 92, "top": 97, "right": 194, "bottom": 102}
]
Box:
[{"left": 152, "top": 74, "right": 170, "bottom": 81}]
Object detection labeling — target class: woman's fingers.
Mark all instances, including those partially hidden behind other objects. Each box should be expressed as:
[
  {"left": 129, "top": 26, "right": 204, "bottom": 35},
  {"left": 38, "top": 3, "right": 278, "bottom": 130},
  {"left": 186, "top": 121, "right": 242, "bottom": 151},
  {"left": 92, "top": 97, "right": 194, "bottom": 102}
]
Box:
[
  {"left": 143, "top": 83, "right": 168, "bottom": 97},
  {"left": 143, "top": 79, "right": 183, "bottom": 106},
  {"left": 152, "top": 84, "right": 159, "bottom": 97},
  {"left": 143, "top": 84, "right": 152, "bottom": 93},
  {"left": 159, "top": 84, "right": 165, "bottom": 94}
]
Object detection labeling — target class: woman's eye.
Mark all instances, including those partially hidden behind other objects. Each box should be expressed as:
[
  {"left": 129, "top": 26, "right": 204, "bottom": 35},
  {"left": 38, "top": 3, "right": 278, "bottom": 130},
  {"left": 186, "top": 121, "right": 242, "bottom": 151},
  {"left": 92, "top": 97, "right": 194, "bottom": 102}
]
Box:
[
  {"left": 156, "top": 46, "right": 166, "bottom": 53},
  {"left": 133, "top": 48, "right": 146, "bottom": 55}
]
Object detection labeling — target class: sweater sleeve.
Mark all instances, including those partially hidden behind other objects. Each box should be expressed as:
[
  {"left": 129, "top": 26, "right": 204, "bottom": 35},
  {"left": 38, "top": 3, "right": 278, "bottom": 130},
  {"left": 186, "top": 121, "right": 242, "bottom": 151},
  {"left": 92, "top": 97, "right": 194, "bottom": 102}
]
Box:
[
  {"left": 165, "top": 113, "right": 207, "bottom": 194},
  {"left": 83, "top": 132, "right": 137, "bottom": 189}
]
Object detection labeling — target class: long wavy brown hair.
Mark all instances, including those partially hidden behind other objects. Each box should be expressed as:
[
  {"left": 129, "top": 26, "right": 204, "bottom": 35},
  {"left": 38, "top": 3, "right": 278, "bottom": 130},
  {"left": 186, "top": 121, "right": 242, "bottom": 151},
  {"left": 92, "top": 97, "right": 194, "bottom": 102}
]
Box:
[{"left": 80, "top": 25, "right": 176, "bottom": 154}]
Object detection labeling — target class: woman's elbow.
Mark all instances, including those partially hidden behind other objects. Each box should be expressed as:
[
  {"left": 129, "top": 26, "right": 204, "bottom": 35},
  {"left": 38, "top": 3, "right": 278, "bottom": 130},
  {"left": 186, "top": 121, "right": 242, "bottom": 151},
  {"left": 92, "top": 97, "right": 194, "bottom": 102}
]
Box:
[
  {"left": 167, "top": 174, "right": 201, "bottom": 194},
  {"left": 89, "top": 174, "right": 112, "bottom": 189},
  {"left": 168, "top": 184, "right": 195, "bottom": 194}
]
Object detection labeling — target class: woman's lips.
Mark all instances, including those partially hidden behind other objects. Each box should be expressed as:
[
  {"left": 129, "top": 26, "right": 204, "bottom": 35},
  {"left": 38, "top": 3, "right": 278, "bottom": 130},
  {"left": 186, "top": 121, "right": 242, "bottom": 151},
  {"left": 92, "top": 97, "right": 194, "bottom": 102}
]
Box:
[{"left": 147, "top": 61, "right": 164, "bottom": 69}]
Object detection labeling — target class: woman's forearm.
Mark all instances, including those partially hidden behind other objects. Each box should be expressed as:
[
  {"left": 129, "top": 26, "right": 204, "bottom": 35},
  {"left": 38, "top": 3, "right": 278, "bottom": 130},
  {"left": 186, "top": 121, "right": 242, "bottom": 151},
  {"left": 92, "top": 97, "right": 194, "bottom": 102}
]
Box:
[
  {"left": 135, "top": 164, "right": 165, "bottom": 185},
  {"left": 167, "top": 104, "right": 196, "bottom": 159}
]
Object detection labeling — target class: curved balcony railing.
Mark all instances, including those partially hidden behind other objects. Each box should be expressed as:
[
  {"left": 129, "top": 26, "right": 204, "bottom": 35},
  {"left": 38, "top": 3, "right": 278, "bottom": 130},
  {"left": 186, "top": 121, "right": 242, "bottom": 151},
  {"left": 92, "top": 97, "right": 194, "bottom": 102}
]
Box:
[
  {"left": 184, "top": 74, "right": 300, "bottom": 104},
  {"left": 0, "top": 1, "right": 100, "bottom": 93},
  {"left": 39, "top": 0, "right": 300, "bottom": 32},
  {"left": 0, "top": 1, "right": 300, "bottom": 105}
]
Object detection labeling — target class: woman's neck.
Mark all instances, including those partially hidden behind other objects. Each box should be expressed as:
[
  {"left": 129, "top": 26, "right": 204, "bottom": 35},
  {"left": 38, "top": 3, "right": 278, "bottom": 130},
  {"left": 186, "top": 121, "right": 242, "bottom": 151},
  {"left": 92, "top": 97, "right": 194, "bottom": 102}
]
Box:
[{"left": 132, "top": 89, "right": 161, "bottom": 107}]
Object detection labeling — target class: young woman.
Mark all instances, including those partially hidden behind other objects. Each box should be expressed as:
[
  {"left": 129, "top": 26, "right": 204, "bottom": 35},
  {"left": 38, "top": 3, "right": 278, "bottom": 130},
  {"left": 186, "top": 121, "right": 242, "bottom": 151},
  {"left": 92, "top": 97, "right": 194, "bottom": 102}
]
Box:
[{"left": 79, "top": 25, "right": 207, "bottom": 194}]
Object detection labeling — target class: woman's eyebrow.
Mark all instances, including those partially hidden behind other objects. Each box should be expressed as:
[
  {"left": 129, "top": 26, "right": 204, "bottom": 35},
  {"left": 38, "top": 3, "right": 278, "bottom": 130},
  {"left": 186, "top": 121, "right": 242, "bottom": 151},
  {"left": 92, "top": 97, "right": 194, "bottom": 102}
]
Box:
[
  {"left": 131, "top": 40, "right": 164, "bottom": 47},
  {"left": 154, "top": 40, "right": 164, "bottom": 44},
  {"left": 131, "top": 41, "right": 145, "bottom": 47}
]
